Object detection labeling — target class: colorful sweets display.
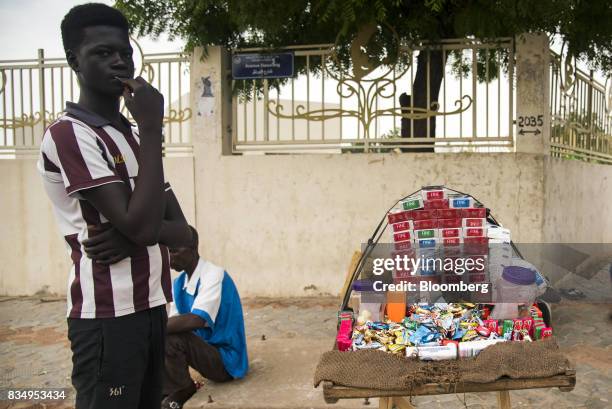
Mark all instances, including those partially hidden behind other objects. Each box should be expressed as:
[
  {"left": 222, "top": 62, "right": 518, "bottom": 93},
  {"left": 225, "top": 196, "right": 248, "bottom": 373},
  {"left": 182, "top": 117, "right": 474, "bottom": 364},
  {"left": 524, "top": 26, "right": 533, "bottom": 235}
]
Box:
[{"left": 349, "top": 303, "right": 552, "bottom": 359}]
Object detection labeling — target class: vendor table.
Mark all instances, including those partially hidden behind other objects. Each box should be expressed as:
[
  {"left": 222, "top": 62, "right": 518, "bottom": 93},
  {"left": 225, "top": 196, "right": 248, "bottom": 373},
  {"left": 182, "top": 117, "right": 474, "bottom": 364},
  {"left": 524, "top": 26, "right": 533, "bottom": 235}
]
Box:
[
  {"left": 322, "top": 369, "right": 576, "bottom": 409},
  {"left": 326, "top": 252, "right": 577, "bottom": 409}
]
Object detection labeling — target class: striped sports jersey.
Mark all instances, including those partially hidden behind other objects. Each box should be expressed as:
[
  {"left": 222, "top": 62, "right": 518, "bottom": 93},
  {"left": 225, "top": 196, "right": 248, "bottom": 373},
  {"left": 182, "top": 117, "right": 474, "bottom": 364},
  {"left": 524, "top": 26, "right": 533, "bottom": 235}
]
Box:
[{"left": 37, "top": 102, "right": 172, "bottom": 319}]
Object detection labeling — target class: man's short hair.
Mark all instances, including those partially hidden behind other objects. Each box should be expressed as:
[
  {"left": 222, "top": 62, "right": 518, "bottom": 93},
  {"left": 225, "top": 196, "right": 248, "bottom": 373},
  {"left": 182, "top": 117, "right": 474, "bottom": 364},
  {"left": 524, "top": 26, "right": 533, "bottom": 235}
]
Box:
[
  {"left": 189, "top": 226, "right": 199, "bottom": 250},
  {"left": 61, "top": 3, "right": 130, "bottom": 52}
]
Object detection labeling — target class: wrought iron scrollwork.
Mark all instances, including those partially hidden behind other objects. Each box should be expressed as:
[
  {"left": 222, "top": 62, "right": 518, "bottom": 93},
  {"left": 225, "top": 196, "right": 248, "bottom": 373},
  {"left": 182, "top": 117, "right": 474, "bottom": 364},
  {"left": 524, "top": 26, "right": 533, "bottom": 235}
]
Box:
[{"left": 266, "top": 24, "right": 472, "bottom": 141}]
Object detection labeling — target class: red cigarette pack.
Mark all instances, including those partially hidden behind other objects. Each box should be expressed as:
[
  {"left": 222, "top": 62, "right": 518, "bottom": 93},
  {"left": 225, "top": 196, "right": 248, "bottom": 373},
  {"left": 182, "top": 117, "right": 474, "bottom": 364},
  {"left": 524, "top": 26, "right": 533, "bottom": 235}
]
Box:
[
  {"left": 412, "top": 209, "right": 438, "bottom": 220},
  {"left": 394, "top": 241, "right": 413, "bottom": 251},
  {"left": 388, "top": 210, "right": 413, "bottom": 224},
  {"left": 437, "top": 208, "right": 462, "bottom": 219},
  {"left": 424, "top": 199, "right": 449, "bottom": 210},
  {"left": 413, "top": 219, "right": 438, "bottom": 230},
  {"left": 462, "top": 208, "right": 487, "bottom": 218},
  {"left": 438, "top": 218, "right": 462, "bottom": 228},
  {"left": 464, "top": 227, "right": 486, "bottom": 237},
  {"left": 463, "top": 218, "right": 486, "bottom": 228},
  {"left": 422, "top": 189, "right": 446, "bottom": 201},
  {"left": 392, "top": 220, "right": 413, "bottom": 232},
  {"left": 441, "top": 237, "right": 462, "bottom": 246},
  {"left": 440, "top": 228, "right": 461, "bottom": 238},
  {"left": 393, "top": 231, "right": 413, "bottom": 242}
]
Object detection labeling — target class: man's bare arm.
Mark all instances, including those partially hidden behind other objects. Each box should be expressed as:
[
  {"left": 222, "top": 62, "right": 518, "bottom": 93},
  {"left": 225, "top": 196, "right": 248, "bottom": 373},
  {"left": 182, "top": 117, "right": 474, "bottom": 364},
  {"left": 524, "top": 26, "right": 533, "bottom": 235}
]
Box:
[
  {"left": 84, "top": 189, "right": 194, "bottom": 263},
  {"left": 158, "top": 189, "right": 193, "bottom": 248},
  {"left": 81, "top": 77, "right": 165, "bottom": 246},
  {"left": 167, "top": 313, "right": 207, "bottom": 334}
]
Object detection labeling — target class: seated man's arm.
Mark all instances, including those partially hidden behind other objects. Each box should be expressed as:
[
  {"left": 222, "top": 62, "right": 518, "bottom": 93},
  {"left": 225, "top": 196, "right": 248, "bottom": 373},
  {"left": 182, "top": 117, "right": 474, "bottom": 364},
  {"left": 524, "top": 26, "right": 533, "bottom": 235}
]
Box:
[{"left": 167, "top": 313, "right": 207, "bottom": 334}]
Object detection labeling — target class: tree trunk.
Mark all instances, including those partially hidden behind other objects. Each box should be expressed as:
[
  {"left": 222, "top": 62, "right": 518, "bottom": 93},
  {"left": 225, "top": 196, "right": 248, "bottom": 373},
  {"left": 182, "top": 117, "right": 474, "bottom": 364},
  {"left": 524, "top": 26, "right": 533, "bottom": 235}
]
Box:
[{"left": 400, "top": 49, "right": 448, "bottom": 152}]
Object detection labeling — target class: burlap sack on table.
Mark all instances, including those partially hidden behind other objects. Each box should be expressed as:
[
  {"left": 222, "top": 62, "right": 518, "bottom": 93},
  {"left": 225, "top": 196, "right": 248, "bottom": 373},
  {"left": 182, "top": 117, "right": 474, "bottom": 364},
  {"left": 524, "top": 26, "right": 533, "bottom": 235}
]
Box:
[{"left": 314, "top": 339, "right": 571, "bottom": 391}]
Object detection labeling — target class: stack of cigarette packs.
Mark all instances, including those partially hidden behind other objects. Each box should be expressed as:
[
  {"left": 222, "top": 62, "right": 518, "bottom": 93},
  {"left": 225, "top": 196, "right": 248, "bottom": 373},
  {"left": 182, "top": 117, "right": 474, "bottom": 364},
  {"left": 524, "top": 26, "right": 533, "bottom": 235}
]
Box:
[{"left": 388, "top": 187, "right": 491, "bottom": 250}]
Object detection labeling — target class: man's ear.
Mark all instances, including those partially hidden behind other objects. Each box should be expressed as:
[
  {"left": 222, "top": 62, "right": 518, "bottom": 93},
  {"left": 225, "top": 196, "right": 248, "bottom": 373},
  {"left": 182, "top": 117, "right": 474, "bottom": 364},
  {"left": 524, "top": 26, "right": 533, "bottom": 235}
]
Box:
[{"left": 66, "top": 49, "right": 79, "bottom": 72}]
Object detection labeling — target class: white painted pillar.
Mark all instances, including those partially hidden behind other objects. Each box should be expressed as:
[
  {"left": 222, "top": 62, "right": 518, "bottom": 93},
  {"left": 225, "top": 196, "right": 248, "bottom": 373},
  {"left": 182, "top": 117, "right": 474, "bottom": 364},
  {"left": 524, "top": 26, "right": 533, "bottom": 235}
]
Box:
[
  {"left": 515, "top": 33, "right": 550, "bottom": 155},
  {"left": 189, "top": 46, "right": 231, "bottom": 232}
]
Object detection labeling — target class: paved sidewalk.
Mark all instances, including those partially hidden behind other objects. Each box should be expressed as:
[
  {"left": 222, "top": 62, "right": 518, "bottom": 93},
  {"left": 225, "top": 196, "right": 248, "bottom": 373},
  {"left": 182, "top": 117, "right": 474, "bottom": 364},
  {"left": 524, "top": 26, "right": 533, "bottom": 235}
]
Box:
[{"left": 1, "top": 294, "right": 611, "bottom": 409}]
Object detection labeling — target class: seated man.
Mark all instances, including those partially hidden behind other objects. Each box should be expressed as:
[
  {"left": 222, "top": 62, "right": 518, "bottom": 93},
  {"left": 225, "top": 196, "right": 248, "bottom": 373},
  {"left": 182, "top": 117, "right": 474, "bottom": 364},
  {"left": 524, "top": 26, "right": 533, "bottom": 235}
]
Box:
[{"left": 163, "top": 227, "right": 248, "bottom": 409}]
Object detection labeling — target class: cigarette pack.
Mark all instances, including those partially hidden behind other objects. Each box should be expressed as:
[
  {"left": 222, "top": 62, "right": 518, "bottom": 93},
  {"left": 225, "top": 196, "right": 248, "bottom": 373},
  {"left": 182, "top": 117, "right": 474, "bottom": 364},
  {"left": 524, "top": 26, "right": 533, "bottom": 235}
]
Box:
[
  {"left": 421, "top": 188, "right": 446, "bottom": 201},
  {"left": 415, "top": 229, "right": 437, "bottom": 239},
  {"left": 388, "top": 210, "right": 413, "bottom": 224},
  {"left": 463, "top": 227, "right": 487, "bottom": 237},
  {"left": 413, "top": 219, "right": 438, "bottom": 230},
  {"left": 448, "top": 196, "right": 475, "bottom": 208},
  {"left": 393, "top": 230, "right": 414, "bottom": 243},
  {"left": 441, "top": 237, "right": 463, "bottom": 246},
  {"left": 463, "top": 237, "right": 489, "bottom": 255},
  {"left": 439, "top": 228, "right": 462, "bottom": 238},
  {"left": 438, "top": 218, "right": 462, "bottom": 228},
  {"left": 391, "top": 220, "right": 414, "bottom": 232},
  {"left": 416, "top": 238, "right": 438, "bottom": 248},
  {"left": 401, "top": 197, "right": 424, "bottom": 211},
  {"left": 394, "top": 241, "right": 414, "bottom": 251},
  {"left": 424, "top": 199, "right": 449, "bottom": 210},
  {"left": 412, "top": 209, "right": 438, "bottom": 220},
  {"left": 437, "top": 208, "right": 462, "bottom": 219},
  {"left": 463, "top": 218, "right": 486, "bottom": 228},
  {"left": 462, "top": 208, "right": 487, "bottom": 218},
  {"left": 391, "top": 249, "right": 417, "bottom": 259}
]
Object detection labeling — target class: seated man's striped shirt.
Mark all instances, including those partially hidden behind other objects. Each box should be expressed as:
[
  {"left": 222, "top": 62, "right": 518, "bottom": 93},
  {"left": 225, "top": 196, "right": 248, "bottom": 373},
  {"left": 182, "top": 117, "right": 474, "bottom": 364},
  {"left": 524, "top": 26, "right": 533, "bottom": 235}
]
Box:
[{"left": 37, "top": 102, "right": 172, "bottom": 319}]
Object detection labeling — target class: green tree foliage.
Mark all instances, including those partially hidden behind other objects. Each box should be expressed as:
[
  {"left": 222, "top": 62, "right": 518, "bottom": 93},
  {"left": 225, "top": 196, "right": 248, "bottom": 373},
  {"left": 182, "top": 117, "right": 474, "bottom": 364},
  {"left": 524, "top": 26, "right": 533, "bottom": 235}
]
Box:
[
  {"left": 115, "top": 0, "right": 611, "bottom": 148},
  {"left": 115, "top": 0, "right": 612, "bottom": 72}
]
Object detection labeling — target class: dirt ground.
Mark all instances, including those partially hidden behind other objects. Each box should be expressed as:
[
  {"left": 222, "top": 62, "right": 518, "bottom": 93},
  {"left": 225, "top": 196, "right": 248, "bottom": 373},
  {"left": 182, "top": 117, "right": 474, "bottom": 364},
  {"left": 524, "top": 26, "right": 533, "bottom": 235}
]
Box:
[{"left": 1, "top": 294, "right": 611, "bottom": 409}]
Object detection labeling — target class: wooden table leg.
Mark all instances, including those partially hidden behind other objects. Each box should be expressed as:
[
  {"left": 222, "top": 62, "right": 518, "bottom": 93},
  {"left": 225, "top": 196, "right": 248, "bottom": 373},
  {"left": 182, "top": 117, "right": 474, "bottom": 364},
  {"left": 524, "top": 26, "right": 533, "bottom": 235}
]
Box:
[
  {"left": 378, "top": 397, "right": 415, "bottom": 409},
  {"left": 379, "top": 397, "right": 392, "bottom": 409},
  {"left": 394, "top": 396, "right": 416, "bottom": 409},
  {"left": 497, "top": 390, "right": 511, "bottom": 409}
]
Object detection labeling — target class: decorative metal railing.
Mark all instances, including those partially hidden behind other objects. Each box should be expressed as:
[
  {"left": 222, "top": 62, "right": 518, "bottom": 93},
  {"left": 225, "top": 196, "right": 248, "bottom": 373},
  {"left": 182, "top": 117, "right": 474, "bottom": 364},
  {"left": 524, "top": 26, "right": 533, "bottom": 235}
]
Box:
[
  {"left": 550, "top": 47, "right": 612, "bottom": 164},
  {"left": 231, "top": 36, "right": 515, "bottom": 153},
  {"left": 0, "top": 42, "right": 191, "bottom": 158}
]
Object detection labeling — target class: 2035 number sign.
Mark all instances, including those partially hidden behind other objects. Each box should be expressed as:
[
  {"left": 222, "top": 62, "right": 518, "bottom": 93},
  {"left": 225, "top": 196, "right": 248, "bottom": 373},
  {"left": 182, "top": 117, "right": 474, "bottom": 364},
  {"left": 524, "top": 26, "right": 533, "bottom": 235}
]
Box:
[{"left": 518, "top": 115, "right": 543, "bottom": 127}]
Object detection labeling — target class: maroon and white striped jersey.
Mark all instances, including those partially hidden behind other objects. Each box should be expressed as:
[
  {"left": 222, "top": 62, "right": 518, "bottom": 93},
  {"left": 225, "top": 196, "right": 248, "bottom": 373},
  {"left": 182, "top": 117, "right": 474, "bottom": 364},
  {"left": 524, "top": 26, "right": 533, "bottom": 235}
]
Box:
[{"left": 37, "top": 102, "right": 172, "bottom": 319}]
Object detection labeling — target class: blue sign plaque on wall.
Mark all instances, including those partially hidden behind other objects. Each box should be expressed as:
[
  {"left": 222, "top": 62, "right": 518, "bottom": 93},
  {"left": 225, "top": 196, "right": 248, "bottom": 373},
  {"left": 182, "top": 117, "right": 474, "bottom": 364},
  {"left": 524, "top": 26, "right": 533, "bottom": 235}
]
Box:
[{"left": 231, "top": 52, "right": 294, "bottom": 80}]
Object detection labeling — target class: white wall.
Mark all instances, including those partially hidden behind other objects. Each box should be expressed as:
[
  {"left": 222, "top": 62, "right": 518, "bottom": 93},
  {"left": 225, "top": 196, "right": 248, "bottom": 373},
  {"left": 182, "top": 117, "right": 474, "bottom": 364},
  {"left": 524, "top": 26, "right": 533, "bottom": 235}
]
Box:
[
  {"left": 544, "top": 158, "right": 612, "bottom": 243},
  {"left": 192, "top": 151, "right": 547, "bottom": 297}
]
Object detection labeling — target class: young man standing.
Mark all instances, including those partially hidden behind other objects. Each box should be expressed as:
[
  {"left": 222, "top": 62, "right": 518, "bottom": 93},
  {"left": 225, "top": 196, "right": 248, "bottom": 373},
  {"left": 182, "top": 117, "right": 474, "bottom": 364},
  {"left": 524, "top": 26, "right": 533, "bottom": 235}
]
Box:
[
  {"left": 37, "top": 4, "right": 193, "bottom": 408},
  {"left": 164, "top": 227, "right": 248, "bottom": 409}
]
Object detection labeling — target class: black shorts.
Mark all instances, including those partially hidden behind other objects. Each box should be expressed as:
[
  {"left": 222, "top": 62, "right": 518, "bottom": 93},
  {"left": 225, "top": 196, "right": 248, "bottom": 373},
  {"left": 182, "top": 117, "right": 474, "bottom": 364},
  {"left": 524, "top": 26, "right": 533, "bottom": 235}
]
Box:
[{"left": 67, "top": 305, "right": 167, "bottom": 409}]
